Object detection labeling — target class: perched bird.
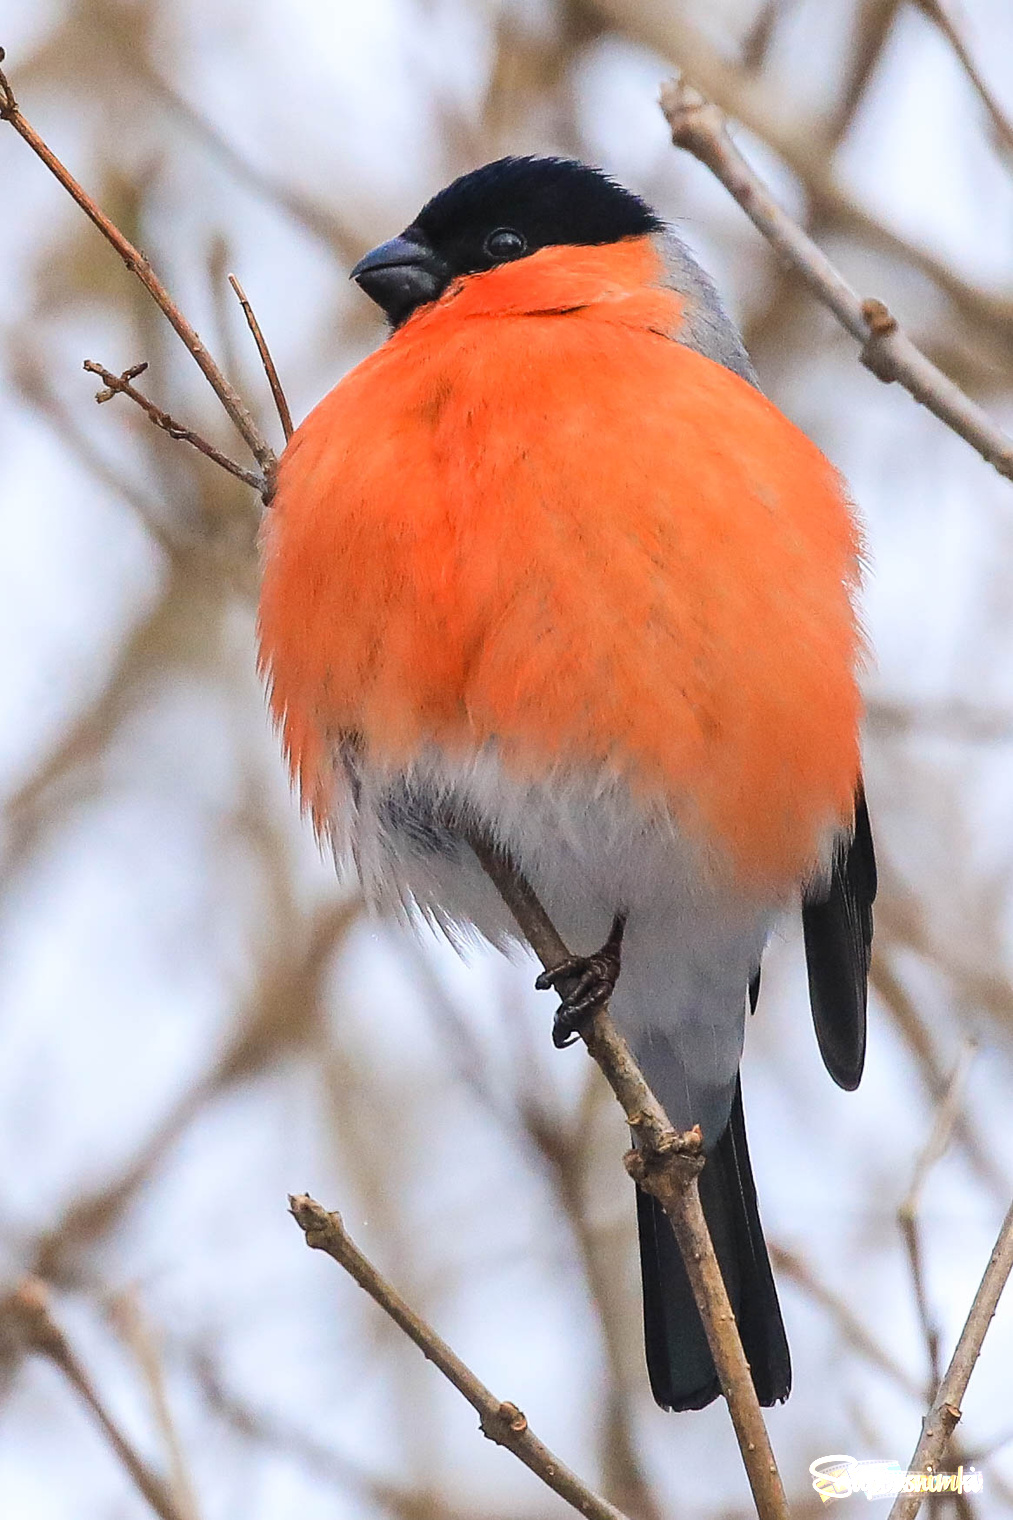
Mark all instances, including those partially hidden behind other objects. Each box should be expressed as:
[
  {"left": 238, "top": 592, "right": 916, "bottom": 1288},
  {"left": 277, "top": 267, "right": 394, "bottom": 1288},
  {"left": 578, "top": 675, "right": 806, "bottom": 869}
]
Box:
[{"left": 257, "top": 156, "right": 875, "bottom": 1411}]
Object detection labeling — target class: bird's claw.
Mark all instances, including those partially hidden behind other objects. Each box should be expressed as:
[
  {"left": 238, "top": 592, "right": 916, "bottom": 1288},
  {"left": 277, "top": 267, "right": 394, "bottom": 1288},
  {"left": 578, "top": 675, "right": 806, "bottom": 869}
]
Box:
[{"left": 535, "top": 914, "right": 626, "bottom": 1048}]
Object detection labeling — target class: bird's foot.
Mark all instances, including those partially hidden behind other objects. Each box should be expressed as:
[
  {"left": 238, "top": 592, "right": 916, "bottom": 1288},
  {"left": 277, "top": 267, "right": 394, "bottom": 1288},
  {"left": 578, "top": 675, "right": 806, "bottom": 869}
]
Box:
[{"left": 535, "top": 913, "right": 626, "bottom": 1048}]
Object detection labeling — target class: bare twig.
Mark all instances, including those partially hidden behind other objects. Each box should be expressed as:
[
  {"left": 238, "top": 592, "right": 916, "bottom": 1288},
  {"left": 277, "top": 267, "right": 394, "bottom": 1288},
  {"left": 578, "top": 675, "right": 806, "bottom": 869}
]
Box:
[
  {"left": 83, "top": 361, "right": 266, "bottom": 492},
  {"left": 136, "top": 64, "right": 368, "bottom": 264},
  {"left": 399, "top": 942, "right": 658, "bottom": 1517},
  {"left": 195, "top": 1350, "right": 552, "bottom": 1520},
  {"left": 911, "top": 0, "right": 1013, "bottom": 161},
  {"left": 464, "top": 830, "right": 788, "bottom": 1520},
  {"left": 0, "top": 48, "right": 275, "bottom": 477},
  {"left": 228, "top": 275, "right": 294, "bottom": 442},
  {"left": 824, "top": 0, "right": 903, "bottom": 146},
  {"left": 590, "top": 0, "right": 1013, "bottom": 355},
  {"left": 1, "top": 1280, "right": 186, "bottom": 1520},
  {"left": 659, "top": 78, "right": 1013, "bottom": 483},
  {"left": 28, "top": 901, "right": 357, "bottom": 1288},
  {"left": 289, "top": 1194, "right": 631, "bottom": 1520},
  {"left": 464, "top": 832, "right": 676, "bottom": 1154},
  {"left": 871, "top": 954, "right": 1008, "bottom": 1206},
  {"left": 887, "top": 1195, "right": 1013, "bottom": 1520},
  {"left": 108, "top": 1290, "right": 202, "bottom": 1520},
  {"left": 898, "top": 1042, "right": 977, "bottom": 1395},
  {"left": 739, "top": 0, "right": 793, "bottom": 74},
  {"left": 517, "top": 1075, "right": 662, "bottom": 1520},
  {"left": 770, "top": 1242, "right": 924, "bottom": 1402},
  {"left": 868, "top": 697, "right": 1013, "bottom": 742},
  {"left": 8, "top": 339, "right": 173, "bottom": 549}
]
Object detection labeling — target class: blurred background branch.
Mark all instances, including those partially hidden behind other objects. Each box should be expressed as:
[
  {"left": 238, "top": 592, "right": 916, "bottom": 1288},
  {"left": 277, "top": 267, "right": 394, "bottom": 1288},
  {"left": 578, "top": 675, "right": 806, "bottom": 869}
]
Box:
[{"left": 3, "top": 1, "right": 1013, "bottom": 1517}]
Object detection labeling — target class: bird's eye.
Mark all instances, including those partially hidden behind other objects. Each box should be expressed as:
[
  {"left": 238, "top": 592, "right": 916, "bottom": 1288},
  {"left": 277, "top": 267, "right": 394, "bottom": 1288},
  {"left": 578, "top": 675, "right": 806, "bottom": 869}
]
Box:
[{"left": 483, "top": 227, "right": 527, "bottom": 262}]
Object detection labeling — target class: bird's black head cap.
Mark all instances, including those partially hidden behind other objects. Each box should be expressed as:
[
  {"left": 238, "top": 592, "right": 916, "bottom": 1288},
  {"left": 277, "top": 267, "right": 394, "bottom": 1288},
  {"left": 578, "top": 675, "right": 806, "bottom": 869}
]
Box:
[
  {"left": 351, "top": 156, "right": 664, "bottom": 326},
  {"left": 414, "top": 156, "right": 663, "bottom": 273}
]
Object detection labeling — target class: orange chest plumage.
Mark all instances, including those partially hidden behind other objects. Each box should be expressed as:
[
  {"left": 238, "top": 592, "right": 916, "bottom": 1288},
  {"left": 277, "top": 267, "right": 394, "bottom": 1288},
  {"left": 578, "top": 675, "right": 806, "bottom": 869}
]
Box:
[{"left": 258, "top": 238, "right": 863, "bottom": 890}]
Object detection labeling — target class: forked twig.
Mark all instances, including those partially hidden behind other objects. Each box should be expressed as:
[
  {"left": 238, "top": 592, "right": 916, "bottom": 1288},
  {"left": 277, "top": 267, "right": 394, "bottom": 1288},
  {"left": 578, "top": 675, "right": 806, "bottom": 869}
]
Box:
[
  {"left": 228, "top": 276, "right": 294, "bottom": 442},
  {"left": 83, "top": 361, "right": 265, "bottom": 491},
  {"left": 1, "top": 1280, "right": 186, "bottom": 1520},
  {"left": 659, "top": 78, "right": 1013, "bottom": 484},
  {"left": 464, "top": 829, "right": 789, "bottom": 1520},
  {"left": 288, "top": 1195, "right": 632, "bottom": 1520},
  {"left": 12, "top": 35, "right": 990, "bottom": 1517},
  {"left": 0, "top": 47, "right": 275, "bottom": 478}
]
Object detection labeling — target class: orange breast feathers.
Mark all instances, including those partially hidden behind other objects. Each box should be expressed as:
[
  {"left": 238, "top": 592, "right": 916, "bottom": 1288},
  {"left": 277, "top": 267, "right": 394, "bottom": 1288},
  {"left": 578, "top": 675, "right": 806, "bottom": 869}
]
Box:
[{"left": 258, "top": 235, "right": 864, "bottom": 891}]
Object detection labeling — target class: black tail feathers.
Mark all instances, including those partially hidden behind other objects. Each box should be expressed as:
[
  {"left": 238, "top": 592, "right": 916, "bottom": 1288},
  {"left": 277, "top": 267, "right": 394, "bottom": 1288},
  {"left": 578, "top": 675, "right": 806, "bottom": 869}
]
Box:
[{"left": 635, "top": 1078, "right": 790, "bottom": 1411}]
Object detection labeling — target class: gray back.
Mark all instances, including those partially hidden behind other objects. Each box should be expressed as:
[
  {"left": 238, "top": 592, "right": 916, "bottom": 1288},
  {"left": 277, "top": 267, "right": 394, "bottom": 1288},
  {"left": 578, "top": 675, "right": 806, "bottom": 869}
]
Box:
[{"left": 651, "top": 229, "right": 758, "bottom": 389}]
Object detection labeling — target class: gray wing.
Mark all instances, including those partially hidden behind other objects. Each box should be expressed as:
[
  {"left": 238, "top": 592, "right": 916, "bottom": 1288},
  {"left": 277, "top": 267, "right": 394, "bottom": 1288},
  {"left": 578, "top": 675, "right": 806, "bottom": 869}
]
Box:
[{"left": 651, "top": 228, "right": 759, "bottom": 387}]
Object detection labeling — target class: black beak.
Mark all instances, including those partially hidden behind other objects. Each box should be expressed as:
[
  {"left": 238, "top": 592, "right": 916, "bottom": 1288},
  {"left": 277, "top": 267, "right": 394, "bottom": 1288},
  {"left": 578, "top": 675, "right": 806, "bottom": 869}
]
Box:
[{"left": 350, "top": 234, "right": 451, "bottom": 326}]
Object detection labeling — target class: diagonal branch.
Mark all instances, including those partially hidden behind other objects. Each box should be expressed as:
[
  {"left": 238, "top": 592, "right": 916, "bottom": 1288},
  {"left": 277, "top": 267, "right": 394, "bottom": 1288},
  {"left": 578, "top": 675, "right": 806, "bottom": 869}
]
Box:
[
  {"left": 464, "top": 829, "right": 789, "bottom": 1520},
  {"left": 771, "top": 1242, "right": 924, "bottom": 1402},
  {"left": 0, "top": 47, "right": 275, "bottom": 478},
  {"left": 136, "top": 63, "right": 368, "bottom": 265},
  {"left": 659, "top": 79, "right": 1013, "bottom": 484},
  {"left": 83, "top": 360, "right": 266, "bottom": 493},
  {"left": 594, "top": 0, "right": 1013, "bottom": 357},
  {"left": 887, "top": 1194, "right": 1013, "bottom": 1520},
  {"left": 288, "top": 1194, "right": 632, "bottom": 1520},
  {"left": 911, "top": 0, "right": 1013, "bottom": 163},
  {"left": 898, "top": 1041, "right": 977, "bottom": 1397},
  {"left": 108, "top": 1290, "right": 202, "bottom": 1520},
  {"left": 871, "top": 953, "right": 1008, "bottom": 1205},
  {"left": 227, "top": 276, "right": 294, "bottom": 443},
  {"left": 1, "top": 1280, "right": 187, "bottom": 1520}
]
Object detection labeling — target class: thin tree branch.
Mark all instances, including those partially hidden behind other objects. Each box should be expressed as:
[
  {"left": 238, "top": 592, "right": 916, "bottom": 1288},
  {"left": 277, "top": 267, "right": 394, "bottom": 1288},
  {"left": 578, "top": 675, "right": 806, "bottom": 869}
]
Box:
[
  {"left": 868, "top": 697, "right": 1013, "bottom": 742},
  {"left": 887, "top": 1195, "right": 1013, "bottom": 1520},
  {"left": 465, "top": 831, "right": 678, "bottom": 1155},
  {"left": 195, "top": 1349, "right": 556, "bottom": 1520},
  {"left": 589, "top": 0, "right": 1013, "bottom": 352},
  {"left": 770, "top": 1243, "right": 924, "bottom": 1402},
  {"left": 911, "top": 0, "right": 1013, "bottom": 162},
  {"left": 0, "top": 47, "right": 275, "bottom": 477},
  {"left": 108, "top": 1290, "right": 202, "bottom": 1520},
  {"left": 8, "top": 338, "right": 173, "bottom": 549},
  {"left": 0, "top": 1280, "right": 186, "bottom": 1520},
  {"left": 516, "top": 1076, "right": 663, "bottom": 1520},
  {"left": 739, "top": 0, "right": 793, "bottom": 74},
  {"left": 899, "top": 1042, "right": 977, "bottom": 1395},
  {"left": 83, "top": 361, "right": 266, "bottom": 493},
  {"left": 228, "top": 275, "right": 294, "bottom": 442},
  {"left": 288, "top": 1194, "right": 632, "bottom": 1520},
  {"left": 27, "top": 901, "right": 357, "bottom": 1289},
  {"left": 399, "top": 943, "right": 659, "bottom": 1518},
  {"left": 871, "top": 953, "right": 1008, "bottom": 1206},
  {"left": 136, "top": 63, "right": 368, "bottom": 264},
  {"left": 824, "top": 0, "right": 904, "bottom": 147},
  {"left": 659, "top": 78, "right": 1013, "bottom": 483},
  {"left": 464, "top": 829, "right": 788, "bottom": 1520}
]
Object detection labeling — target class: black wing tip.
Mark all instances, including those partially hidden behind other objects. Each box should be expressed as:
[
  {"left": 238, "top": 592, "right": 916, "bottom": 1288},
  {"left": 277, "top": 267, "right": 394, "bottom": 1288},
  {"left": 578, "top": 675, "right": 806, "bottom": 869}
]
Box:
[
  {"left": 649, "top": 1366, "right": 791, "bottom": 1413},
  {"left": 808, "top": 990, "right": 868, "bottom": 1089},
  {"left": 825, "top": 1048, "right": 865, "bottom": 1091},
  {"left": 648, "top": 1372, "right": 720, "bottom": 1413},
  {"left": 803, "top": 782, "right": 876, "bottom": 1088}
]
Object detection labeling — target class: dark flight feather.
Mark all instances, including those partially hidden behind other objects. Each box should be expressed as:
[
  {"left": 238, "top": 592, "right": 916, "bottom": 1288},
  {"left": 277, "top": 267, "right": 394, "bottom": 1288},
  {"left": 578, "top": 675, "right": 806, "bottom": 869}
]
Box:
[
  {"left": 636, "top": 1076, "right": 791, "bottom": 1410},
  {"left": 802, "top": 786, "right": 876, "bottom": 1090}
]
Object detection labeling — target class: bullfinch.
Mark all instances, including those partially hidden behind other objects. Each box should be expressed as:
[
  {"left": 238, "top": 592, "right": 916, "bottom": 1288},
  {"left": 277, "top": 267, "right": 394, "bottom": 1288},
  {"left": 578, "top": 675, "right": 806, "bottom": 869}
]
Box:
[{"left": 257, "top": 156, "right": 876, "bottom": 1412}]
